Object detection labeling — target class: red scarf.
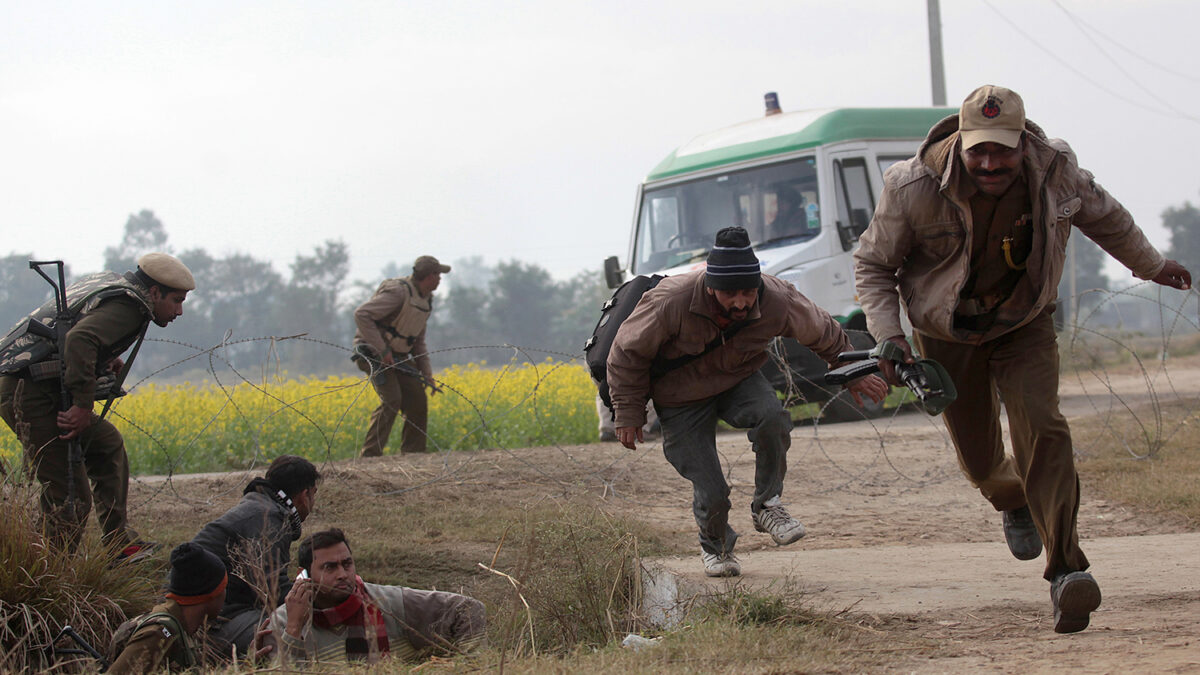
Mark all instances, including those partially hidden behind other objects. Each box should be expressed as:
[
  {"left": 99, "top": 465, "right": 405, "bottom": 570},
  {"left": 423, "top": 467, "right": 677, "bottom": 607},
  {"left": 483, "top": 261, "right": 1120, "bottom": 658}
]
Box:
[{"left": 312, "top": 576, "right": 390, "bottom": 659}]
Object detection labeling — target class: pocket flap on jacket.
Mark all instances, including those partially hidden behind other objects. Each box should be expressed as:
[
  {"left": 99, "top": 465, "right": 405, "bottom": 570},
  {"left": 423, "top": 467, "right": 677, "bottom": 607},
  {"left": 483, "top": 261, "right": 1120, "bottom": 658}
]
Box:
[{"left": 1055, "top": 196, "right": 1082, "bottom": 219}]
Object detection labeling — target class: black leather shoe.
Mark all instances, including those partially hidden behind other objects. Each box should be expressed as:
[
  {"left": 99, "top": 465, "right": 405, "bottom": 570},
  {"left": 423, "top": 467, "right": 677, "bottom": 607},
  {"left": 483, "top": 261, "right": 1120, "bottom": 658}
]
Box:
[
  {"left": 1002, "top": 506, "right": 1043, "bottom": 560},
  {"left": 1051, "top": 571, "right": 1102, "bottom": 633}
]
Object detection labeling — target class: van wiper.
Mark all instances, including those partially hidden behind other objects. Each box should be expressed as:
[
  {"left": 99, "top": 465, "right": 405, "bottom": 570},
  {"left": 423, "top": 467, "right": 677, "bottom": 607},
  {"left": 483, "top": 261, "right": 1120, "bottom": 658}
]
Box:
[
  {"left": 667, "top": 249, "right": 711, "bottom": 266},
  {"left": 756, "top": 232, "right": 818, "bottom": 249}
]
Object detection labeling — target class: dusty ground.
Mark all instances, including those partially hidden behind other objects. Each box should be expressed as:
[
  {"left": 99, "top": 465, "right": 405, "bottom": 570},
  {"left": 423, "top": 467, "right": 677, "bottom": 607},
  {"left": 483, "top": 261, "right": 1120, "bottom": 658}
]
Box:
[{"left": 129, "top": 356, "right": 1200, "bottom": 673}]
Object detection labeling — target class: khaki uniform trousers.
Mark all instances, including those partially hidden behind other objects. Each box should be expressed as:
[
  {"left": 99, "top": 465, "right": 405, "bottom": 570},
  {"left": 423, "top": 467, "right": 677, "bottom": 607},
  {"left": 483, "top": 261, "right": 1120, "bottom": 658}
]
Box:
[
  {"left": 0, "top": 375, "right": 132, "bottom": 551},
  {"left": 914, "top": 310, "right": 1089, "bottom": 580},
  {"left": 358, "top": 362, "right": 428, "bottom": 456}
]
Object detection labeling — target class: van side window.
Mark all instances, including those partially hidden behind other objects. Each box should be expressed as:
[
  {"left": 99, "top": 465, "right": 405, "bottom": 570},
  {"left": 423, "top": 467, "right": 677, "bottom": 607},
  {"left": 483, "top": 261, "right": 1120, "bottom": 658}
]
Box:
[
  {"left": 877, "top": 155, "right": 909, "bottom": 176},
  {"left": 833, "top": 157, "right": 875, "bottom": 252},
  {"left": 636, "top": 195, "right": 680, "bottom": 269}
]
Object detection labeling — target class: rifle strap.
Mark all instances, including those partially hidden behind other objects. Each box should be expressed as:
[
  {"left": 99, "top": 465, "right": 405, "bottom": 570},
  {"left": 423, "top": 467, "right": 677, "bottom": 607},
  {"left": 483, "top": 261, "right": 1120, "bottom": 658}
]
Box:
[{"left": 98, "top": 323, "right": 148, "bottom": 422}]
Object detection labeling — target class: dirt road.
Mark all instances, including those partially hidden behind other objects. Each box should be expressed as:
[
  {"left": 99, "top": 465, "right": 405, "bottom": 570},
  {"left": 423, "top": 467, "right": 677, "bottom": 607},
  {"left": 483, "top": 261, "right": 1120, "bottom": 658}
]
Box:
[{"left": 639, "top": 362, "right": 1200, "bottom": 673}]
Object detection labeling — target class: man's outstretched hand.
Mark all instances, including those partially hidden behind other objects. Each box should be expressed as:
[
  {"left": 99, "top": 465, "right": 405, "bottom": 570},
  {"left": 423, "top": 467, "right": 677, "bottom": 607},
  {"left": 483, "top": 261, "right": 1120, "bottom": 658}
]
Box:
[{"left": 1152, "top": 260, "right": 1191, "bottom": 290}]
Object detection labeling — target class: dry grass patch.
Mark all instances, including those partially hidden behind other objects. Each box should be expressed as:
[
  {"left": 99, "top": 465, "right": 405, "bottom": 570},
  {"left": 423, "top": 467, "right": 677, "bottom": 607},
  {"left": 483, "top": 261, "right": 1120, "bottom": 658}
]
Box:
[
  {"left": 1076, "top": 399, "right": 1200, "bottom": 525},
  {"left": 0, "top": 482, "right": 162, "bottom": 673}
]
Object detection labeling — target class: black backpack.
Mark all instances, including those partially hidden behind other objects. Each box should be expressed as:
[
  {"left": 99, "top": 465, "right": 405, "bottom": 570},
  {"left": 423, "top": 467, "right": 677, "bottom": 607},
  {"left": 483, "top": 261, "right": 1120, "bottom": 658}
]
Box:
[
  {"left": 583, "top": 275, "right": 664, "bottom": 409},
  {"left": 584, "top": 274, "right": 745, "bottom": 412}
]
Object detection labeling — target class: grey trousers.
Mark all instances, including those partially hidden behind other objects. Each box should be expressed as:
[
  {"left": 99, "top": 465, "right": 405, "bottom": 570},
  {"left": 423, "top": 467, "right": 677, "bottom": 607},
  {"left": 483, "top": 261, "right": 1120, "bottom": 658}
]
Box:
[
  {"left": 656, "top": 372, "right": 792, "bottom": 555},
  {"left": 206, "top": 607, "right": 263, "bottom": 661}
]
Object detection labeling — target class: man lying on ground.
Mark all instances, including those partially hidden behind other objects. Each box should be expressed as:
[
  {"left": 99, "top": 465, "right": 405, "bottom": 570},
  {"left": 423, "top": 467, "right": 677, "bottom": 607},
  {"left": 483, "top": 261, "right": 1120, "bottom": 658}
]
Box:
[{"left": 270, "top": 527, "right": 486, "bottom": 665}]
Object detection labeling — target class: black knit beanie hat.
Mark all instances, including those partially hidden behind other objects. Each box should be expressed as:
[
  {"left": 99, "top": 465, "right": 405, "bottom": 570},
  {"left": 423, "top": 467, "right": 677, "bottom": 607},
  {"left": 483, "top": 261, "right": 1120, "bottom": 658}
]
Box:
[
  {"left": 167, "top": 542, "right": 227, "bottom": 599},
  {"left": 705, "top": 227, "right": 761, "bottom": 290}
]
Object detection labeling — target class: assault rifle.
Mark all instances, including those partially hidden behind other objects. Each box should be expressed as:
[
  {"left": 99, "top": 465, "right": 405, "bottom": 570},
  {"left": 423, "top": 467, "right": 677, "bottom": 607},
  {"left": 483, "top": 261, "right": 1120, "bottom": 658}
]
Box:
[
  {"left": 353, "top": 344, "right": 443, "bottom": 393},
  {"left": 28, "top": 260, "right": 83, "bottom": 519},
  {"left": 43, "top": 624, "right": 109, "bottom": 672},
  {"left": 824, "top": 339, "right": 957, "bottom": 416}
]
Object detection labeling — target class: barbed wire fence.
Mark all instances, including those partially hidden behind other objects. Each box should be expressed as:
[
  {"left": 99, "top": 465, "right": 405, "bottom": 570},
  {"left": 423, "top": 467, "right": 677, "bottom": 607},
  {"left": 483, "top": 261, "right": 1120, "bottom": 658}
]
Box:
[{"left": 2, "top": 288, "right": 1199, "bottom": 522}]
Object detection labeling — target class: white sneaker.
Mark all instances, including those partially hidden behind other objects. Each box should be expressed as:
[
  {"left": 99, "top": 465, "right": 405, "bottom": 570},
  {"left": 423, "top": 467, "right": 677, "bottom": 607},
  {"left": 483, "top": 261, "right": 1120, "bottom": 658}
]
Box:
[
  {"left": 753, "top": 496, "right": 806, "bottom": 545},
  {"left": 701, "top": 550, "right": 741, "bottom": 577}
]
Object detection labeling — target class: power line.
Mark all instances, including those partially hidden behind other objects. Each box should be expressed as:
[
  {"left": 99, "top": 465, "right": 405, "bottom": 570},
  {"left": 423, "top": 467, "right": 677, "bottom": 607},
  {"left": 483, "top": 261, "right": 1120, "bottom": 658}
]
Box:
[
  {"left": 1049, "top": 0, "right": 1200, "bottom": 85},
  {"left": 977, "top": 0, "right": 1200, "bottom": 124},
  {"left": 1050, "top": 0, "right": 1192, "bottom": 117}
]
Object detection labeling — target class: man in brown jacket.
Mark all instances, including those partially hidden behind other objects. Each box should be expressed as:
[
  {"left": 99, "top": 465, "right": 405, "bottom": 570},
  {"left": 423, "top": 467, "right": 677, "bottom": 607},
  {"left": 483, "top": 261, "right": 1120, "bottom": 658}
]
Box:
[
  {"left": 854, "top": 85, "right": 1191, "bottom": 633},
  {"left": 609, "top": 227, "right": 887, "bottom": 577},
  {"left": 352, "top": 256, "right": 448, "bottom": 456}
]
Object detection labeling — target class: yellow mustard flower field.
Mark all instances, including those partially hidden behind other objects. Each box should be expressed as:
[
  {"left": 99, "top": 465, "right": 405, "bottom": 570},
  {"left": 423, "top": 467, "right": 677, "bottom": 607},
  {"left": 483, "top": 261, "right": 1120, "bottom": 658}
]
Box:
[{"left": 0, "top": 360, "right": 597, "bottom": 475}]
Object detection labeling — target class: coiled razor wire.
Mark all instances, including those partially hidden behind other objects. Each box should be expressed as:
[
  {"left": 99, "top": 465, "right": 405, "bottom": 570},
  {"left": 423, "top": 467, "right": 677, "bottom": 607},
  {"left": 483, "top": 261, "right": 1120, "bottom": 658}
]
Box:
[{"left": 4, "top": 288, "right": 1198, "bottom": 516}]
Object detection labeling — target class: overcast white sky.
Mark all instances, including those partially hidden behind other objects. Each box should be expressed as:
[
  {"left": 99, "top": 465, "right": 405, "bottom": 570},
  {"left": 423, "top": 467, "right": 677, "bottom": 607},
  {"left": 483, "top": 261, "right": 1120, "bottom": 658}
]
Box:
[{"left": 2, "top": 0, "right": 1198, "bottom": 288}]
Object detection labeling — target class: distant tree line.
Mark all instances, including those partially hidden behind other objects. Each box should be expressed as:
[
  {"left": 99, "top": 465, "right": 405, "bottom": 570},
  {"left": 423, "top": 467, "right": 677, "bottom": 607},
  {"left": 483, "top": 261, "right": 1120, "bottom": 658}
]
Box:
[
  {"left": 8, "top": 194, "right": 1195, "bottom": 381},
  {"left": 0, "top": 210, "right": 610, "bottom": 382}
]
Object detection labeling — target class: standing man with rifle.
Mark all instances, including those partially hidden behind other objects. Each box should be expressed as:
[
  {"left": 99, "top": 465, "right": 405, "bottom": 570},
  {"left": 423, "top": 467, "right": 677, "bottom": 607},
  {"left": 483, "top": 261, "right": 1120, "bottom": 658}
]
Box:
[
  {"left": 854, "top": 85, "right": 1191, "bottom": 633},
  {"left": 352, "top": 255, "right": 448, "bottom": 456},
  {"left": 0, "top": 252, "right": 194, "bottom": 561}
]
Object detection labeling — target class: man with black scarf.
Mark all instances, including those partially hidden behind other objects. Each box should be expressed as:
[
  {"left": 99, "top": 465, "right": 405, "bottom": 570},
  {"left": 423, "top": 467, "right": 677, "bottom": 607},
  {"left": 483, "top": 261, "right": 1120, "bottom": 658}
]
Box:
[{"left": 191, "top": 454, "right": 320, "bottom": 659}]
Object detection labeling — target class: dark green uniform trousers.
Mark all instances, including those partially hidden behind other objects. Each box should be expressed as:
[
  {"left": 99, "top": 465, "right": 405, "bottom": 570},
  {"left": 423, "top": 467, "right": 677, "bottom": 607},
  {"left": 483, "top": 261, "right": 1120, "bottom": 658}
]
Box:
[
  {"left": 0, "top": 375, "right": 132, "bottom": 550},
  {"left": 915, "top": 310, "right": 1089, "bottom": 581}
]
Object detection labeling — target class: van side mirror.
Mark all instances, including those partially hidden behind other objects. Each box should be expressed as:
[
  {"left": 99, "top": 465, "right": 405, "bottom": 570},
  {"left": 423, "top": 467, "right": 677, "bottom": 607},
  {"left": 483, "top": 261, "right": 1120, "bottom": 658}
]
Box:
[
  {"left": 603, "top": 256, "right": 625, "bottom": 289},
  {"left": 835, "top": 220, "right": 856, "bottom": 252}
]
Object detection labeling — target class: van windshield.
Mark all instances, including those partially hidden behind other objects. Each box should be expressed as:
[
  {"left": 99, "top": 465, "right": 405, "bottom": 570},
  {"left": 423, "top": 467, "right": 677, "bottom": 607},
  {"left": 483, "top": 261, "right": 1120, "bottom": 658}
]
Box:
[{"left": 632, "top": 156, "right": 820, "bottom": 275}]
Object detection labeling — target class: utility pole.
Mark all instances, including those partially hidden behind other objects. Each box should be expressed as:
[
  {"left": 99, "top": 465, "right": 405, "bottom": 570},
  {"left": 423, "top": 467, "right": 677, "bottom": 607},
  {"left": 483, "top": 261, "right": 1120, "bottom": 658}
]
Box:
[{"left": 928, "top": 0, "right": 947, "bottom": 106}]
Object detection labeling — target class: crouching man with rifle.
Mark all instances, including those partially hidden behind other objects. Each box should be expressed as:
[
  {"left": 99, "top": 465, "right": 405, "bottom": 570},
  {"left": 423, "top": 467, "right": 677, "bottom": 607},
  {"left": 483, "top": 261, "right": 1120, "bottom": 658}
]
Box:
[{"left": 0, "top": 253, "right": 194, "bottom": 561}]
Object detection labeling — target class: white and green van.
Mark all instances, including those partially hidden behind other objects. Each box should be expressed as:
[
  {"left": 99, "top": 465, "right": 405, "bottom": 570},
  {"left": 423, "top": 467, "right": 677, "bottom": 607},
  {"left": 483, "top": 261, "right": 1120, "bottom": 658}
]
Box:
[{"left": 603, "top": 96, "right": 953, "bottom": 419}]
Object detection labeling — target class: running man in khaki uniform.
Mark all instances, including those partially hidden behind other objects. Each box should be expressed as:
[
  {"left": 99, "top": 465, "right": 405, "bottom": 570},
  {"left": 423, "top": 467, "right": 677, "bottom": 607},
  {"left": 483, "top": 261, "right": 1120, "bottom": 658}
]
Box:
[
  {"left": 854, "top": 85, "right": 1191, "bottom": 633},
  {"left": 352, "top": 256, "right": 448, "bottom": 456}
]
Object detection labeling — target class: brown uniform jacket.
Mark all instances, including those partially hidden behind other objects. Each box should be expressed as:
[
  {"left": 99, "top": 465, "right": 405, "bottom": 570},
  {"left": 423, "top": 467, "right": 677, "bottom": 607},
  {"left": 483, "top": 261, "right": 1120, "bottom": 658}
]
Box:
[
  {"left": 854, "top": 115, "right": 1165, "bottom": 345},
  {"left": 606, "top": 271, "right": 852, "bottom": 429},
  {"left": 353, "top": 277, "right": 433, "bottom": 380},
  {"left": 107, "top": 600, "right": 197, "bottom": 674}
]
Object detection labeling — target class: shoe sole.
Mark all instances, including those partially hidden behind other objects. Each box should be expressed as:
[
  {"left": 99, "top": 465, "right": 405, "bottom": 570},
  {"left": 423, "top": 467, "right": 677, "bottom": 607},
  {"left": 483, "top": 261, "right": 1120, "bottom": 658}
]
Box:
[{"left": 1053, "top": 576, "right": 1102, "bottom": 634}]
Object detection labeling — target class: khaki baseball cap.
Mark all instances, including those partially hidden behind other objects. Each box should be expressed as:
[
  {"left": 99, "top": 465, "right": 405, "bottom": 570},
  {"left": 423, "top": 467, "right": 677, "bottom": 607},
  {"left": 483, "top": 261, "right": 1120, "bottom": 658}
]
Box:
[
  {"left": 959, "top": 85, "right": 1025, "bottom": 149},
  {"left": 137, "top": 252, "right": 196, "bottom": 291},
  {"left": 413, "top": 255, "right": 451, "bottom": 276}
]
